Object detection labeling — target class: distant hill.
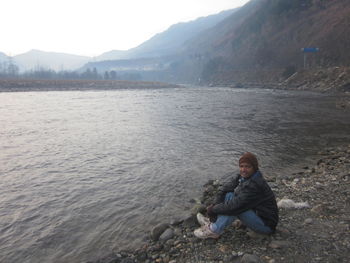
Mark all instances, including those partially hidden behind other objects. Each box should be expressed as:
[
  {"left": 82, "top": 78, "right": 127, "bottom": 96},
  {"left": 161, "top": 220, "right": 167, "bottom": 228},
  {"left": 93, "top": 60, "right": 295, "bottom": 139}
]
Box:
[
  {"left": 0, "top": 52, "right": 8, "bottom": 62},
  {"left": 14, "top": 49, "right": 91, "bottom": 71},
  {"left": 95, "top": 50, "right": 131, "bottom": 61},
  {"left": 82, "top": 57, "right": 170, "bottom": 73},
  {"left": 95, "top": 9, "right": 237, "bottom": 61}
]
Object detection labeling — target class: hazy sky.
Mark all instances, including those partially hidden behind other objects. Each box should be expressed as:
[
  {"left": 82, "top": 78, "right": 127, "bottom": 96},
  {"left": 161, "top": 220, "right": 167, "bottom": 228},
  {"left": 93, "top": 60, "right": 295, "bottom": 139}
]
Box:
[{"left": 1, "top": 0, "right": 250, "bottom": 57}]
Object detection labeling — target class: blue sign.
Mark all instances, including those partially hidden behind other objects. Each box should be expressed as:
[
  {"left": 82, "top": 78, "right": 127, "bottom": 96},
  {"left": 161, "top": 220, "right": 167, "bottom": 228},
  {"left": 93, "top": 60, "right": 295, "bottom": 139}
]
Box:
[{"left": 302, "top": 47, "right": 320, "bottom": 53}]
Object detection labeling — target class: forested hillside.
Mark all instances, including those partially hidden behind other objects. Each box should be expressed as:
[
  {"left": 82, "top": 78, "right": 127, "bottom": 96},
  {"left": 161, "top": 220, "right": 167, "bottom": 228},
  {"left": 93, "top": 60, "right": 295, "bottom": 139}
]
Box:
[{"left": 189, "top": 0, "right": 350, "bottom": 86}]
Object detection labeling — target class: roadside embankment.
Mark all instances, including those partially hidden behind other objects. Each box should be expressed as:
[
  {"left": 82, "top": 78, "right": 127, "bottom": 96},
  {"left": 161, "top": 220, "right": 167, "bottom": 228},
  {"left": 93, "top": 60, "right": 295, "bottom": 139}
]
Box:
[
  {"left": 91, "top": 144, "right": 350, "bottom": 263},
  {"left": 279, "top": 67, "right": 350, "bottom": 93},
  {"left": 207, "top": 67, "right": 350, "bottom": 94}
]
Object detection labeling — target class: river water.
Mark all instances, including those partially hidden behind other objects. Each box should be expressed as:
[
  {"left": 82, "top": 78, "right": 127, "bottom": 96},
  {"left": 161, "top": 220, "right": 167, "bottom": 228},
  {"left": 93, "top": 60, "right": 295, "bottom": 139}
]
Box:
[{"left": 0, "top": 86, "right": 349, "bottom": 262}]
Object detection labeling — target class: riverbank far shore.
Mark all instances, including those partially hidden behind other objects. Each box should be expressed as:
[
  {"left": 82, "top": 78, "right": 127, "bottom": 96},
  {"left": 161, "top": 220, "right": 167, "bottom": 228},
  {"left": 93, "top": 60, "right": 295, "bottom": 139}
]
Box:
[
  {"left": 92, "top": 144, "right": 350, "bottom": 263},
  {"left": 206, "top": 67, "right": 350, "bottom": 94},
  {"left": 0, "top": 78, "right": 179, "bottom": 92}
]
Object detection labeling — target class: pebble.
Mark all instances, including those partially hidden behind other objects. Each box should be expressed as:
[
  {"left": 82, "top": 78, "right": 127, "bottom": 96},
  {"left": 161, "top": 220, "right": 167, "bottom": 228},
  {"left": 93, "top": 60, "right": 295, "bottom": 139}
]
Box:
[
  {"left": 121, "top": 258, "right": 134, "bottom": 263},
  {"left": 241, "top": 254, "right": 262, "bottom": 263},
  {"left": 304, "top": 218, "right": 313, "bottom": 224},
  {"left": 269, "top": 240, "right": 291, "bottom": 249},
  {"left": 311, "top": 204, "right": 324, "bottom": 214}
]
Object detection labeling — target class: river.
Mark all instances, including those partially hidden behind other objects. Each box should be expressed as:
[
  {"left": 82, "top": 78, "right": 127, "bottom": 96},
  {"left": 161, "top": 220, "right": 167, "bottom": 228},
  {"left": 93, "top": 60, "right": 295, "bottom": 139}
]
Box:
[{"left": 0, "top": 86, "right": 349, "bottom": 262}]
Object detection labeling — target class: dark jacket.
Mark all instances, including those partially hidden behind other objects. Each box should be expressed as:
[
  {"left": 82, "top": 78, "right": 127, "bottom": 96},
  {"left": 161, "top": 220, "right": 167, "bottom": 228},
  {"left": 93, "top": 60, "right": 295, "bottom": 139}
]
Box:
[{"left": 212, "top": 171, "right": 279, "bottom": 231}]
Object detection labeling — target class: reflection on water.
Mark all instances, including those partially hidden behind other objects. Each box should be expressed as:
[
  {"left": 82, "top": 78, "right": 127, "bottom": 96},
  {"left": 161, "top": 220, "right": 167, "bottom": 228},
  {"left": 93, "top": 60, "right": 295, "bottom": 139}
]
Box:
[{"left": 0, "top": 86, "right": 349, "bottom": 262}]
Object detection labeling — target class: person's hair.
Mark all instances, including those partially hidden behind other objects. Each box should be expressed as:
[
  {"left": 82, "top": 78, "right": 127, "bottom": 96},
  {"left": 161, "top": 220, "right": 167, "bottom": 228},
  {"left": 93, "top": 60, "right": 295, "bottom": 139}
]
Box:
[{"left": 239, "top": 152, "right": 259, "bottom": 172}]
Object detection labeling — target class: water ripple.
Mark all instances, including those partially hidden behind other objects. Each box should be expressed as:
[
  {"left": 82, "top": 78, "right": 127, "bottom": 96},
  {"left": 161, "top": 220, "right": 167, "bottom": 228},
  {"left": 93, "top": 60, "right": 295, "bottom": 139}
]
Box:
[{"left": 0, "top": 87, "right": 349, "bottom": 262}]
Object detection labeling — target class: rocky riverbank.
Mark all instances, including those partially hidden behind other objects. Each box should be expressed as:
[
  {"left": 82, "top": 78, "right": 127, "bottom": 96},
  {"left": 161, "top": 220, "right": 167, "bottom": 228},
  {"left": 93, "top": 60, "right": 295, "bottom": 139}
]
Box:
[{"left": 91, "top": 144, "right": 350, "bottom": 263}]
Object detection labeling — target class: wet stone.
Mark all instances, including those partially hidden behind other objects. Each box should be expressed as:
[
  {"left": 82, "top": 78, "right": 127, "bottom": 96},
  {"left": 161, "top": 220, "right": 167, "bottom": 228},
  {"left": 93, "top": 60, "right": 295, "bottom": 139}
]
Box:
[
  {"left": 170, "top": 217, "right": 185, "bottom": 226},
  {"left": 151, "top": 223, "right": 170, "bottom": 241},
  {"left": 159, "top": 228, "right": 174, "bottom": 242}
]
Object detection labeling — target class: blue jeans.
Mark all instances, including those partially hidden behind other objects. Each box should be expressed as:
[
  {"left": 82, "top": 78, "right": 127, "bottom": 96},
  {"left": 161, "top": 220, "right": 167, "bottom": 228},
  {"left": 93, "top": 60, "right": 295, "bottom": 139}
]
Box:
[{"left": 210, "top": 192, "right": 273, "bottom": 234}]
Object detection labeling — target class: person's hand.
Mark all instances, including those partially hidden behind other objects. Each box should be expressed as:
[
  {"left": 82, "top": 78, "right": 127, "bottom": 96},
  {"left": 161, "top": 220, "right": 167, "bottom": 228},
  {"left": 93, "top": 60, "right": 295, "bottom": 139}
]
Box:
[
  {"left": 233, "top": 219, "right": 246, "bottom": 230},
  {"left": 206, "top": 204, "right": 217, "bottom": 222},
  {"left": 206, "top": 204, "right": 215, "bottom": 216}
]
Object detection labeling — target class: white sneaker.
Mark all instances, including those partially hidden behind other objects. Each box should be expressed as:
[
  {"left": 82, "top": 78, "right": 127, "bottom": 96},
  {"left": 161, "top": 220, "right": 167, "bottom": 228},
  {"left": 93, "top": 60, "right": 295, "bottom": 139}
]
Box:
[
  {"left": 194, "top": 224, "right": 220, "bottom": 239},
  {"left": 196, "top": 213, "right": 210, "bottom": 226}
]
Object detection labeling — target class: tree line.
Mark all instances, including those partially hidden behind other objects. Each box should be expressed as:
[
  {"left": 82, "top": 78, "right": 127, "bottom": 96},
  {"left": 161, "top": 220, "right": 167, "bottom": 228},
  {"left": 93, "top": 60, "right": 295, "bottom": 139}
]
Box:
[{"left": 0, "top": 60, "right": 141, "bottom": 81}]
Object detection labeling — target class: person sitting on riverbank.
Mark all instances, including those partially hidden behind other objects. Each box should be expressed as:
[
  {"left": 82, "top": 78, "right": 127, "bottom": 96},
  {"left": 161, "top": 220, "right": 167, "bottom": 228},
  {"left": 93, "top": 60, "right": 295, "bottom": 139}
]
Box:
[{"left": 194, "top": 152, "right": 279, "bottom": 239}]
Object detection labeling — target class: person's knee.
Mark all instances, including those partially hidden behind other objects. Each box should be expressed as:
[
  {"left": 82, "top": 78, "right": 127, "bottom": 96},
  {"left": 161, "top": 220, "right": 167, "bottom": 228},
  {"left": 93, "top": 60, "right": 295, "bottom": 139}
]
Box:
[
  {"left": 237, "top": 211, "right": 268, "bottom": 231},
  {"left": 224, "top": 192, "right": 234, "bottom": 202}
]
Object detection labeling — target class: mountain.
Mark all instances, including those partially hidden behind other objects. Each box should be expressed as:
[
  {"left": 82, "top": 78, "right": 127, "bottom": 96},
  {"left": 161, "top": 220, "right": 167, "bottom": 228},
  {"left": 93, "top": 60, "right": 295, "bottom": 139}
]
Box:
[
  {"left": 128, "top": 9, "right": 238, "bottom": 59},
  {"left": 94, "top": 50, "right": 131, "bottom": 61},
  {"left": 95, "top": 9, "right": 238, "bottom": 61},
  {"left": 183, "top": 0, "right": 350, "bottom": 83},
  {"left": 14, "top": 49, "right": 91, "bottom": 71},
  {"left": 183, "top": 0, "right": 261, "bottom": 58}
]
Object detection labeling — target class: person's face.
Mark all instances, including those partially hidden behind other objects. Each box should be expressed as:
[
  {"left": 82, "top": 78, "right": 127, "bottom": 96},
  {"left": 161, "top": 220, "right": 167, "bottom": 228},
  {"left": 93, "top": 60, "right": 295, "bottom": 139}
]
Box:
[{"left": 239, "top": 162, "right": 255, "bottom": 178}]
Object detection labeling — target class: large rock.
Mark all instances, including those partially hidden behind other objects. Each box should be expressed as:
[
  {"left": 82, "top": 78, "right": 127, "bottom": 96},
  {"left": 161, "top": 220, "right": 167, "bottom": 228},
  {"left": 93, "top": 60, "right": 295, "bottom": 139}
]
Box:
[
  {"left": 190, "top": 203, "right": 206, "bottom": 215},
  {"left": 159, "top": 228, "right": 175, "bottom": 242},
  {"left": 151, "top": 223, "right": 169, "bottom": 241},
  {"left": 277, "top": 198, "right": 310, "bottom": 209}
]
